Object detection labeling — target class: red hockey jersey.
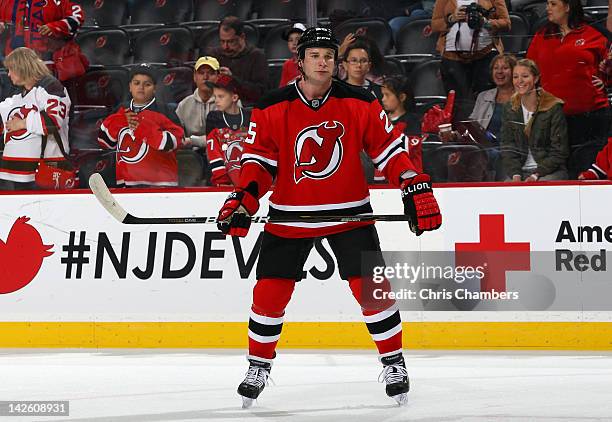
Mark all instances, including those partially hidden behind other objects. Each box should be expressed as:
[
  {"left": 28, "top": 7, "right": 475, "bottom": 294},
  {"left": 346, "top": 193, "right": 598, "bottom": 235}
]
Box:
[
  {"left": 206, "top": 109, "right": 251, "bottom": 186},
  {"left": 240, "top": 80, "right": 418, "bottom": 238},
  {"left": 373, "top": 115, "right": 425, "bottom": 182},
  {"left": 0, "top": 0, "right": 84, "bottom": 57},
  {"left": 584, "top": 137, "right": 612, "bottom": 180},
  {"left": 98, "top": 100, "right": 184, "bottom": 187}
]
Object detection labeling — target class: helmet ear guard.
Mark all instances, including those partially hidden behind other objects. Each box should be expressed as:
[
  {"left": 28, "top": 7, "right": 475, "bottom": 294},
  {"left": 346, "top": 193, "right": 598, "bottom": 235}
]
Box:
[{"left": 296, "top": 27, "right": 340, "bottom": 60}]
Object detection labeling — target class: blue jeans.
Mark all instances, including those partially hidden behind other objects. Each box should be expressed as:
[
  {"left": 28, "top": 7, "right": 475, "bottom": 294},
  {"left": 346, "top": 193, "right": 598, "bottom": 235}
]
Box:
[{"left": 389, "top": 11, "right": 433, "bottom": 40}]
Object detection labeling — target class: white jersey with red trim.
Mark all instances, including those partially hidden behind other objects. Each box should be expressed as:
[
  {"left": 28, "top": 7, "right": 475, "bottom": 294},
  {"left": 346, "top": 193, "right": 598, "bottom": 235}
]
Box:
[
  {"left": 241, "top": 80, "right": 417, "bottom": 238},
  {"left": 0, "top": 75, "right": 70, "bottom": 182}
]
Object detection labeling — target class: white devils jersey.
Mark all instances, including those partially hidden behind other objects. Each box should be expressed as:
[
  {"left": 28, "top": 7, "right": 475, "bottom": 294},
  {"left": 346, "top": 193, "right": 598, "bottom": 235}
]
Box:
[
  {"left": 241, "top": 80, "right": 417, "bottom": 238},
  {"left": 0, "top": 76, "right": 71, "bottom": 182}
]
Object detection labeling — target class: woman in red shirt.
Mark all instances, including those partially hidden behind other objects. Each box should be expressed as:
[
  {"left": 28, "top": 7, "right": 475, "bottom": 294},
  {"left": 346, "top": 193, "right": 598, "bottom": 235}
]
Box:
[{"left": 526, "top": 0, "right": 609, "bottom": 179}]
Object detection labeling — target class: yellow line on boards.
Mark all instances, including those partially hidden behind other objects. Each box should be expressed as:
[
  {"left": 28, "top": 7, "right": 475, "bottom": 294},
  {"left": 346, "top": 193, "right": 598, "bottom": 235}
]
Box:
[{"left": 0, "top": 322, "right": 611, "bottom": 350}]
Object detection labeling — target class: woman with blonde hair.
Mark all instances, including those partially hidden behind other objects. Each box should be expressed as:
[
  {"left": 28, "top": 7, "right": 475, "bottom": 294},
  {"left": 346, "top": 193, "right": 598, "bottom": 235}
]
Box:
[
  {"left": 500, "top": 58, "right": 569, "bottom": 181},
  {"left": 0, "top": 47, "right": 71, "bottom": 190}
]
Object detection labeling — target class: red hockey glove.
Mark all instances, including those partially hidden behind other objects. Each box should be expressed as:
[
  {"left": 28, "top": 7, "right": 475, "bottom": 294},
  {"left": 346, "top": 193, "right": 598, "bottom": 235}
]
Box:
[
  {"left": 420, "top": 90, "right": 456, "bottom": 133},
  {"left": 400, "top": 174, "right": 442, "bottom": 236},
  {"left": 217, "top": 189, "right": 260, "bottom": 237},
  {"left": 578, "top": 169, "right": 598, "bottom": 180}
]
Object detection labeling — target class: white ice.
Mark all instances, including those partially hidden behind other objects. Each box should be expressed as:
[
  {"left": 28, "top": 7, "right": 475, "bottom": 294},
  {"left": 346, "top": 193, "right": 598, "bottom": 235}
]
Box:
[{"left": 1, "top": 349, "right": 612, "bottom": 421}]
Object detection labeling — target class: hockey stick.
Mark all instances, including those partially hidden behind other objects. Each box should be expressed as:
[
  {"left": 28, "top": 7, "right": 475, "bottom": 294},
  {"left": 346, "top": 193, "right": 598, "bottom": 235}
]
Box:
[{"left": 88, "top": 173, "right": 411, "bottom": 225}]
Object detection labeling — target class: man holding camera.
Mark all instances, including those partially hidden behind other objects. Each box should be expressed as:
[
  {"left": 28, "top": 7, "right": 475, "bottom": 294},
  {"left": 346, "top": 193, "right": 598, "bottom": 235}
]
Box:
[{"left": 431, "top": 0, "right": 510, "bottom": 121}]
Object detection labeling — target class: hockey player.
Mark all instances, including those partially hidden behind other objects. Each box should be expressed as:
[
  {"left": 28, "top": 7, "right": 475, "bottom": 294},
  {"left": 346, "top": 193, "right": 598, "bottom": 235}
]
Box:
[
  {"left": 205, "top": 74, "right": 251, "bottom": 186},
  {"left": 216, "top": 27, "right": 442, "bottom": 408}
]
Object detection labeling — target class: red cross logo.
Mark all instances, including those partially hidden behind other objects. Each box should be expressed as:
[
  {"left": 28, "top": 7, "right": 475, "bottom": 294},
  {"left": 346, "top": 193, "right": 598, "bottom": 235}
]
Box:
[{"left": 455, "top": 214, "right": 530, "bottom": 292}]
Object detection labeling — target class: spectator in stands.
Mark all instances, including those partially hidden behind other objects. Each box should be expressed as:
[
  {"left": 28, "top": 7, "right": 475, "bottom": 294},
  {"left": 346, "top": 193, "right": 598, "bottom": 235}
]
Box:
[
  {"left": 176, "top": 56, "right": 220, "bottom": 146},
  {"left": 205, "top": 74, "right": 251, "bottom": 186},
  {"left": 98, "top": 65, "right": 184, "bottom": 188},
  {"left": 340, "top": 39, "right": 383, "bottom": 99},
  {"left": 364, "top": 0, "right": 434, "bottom": 40},
  {"left": 338, "top": 35, "right": 386, "bottom": 85},
  {"left": 431, "top": 0, "right": 510, "bottom": 121},
  {"left": 469, "top": 53, "right": 517, "bottom": 180},
  {"left": 500, "top": 59, "right": 569, "bottom": 182},
  {"left": 208, "top": 16, "right": 268, "bottom": 105},
  {"left": 0, "top": 47, "right": 71, "bottom": 190},
  {"left": 279, "top": 23, "right": 306, "bottom": 87},
  {"left": 381, "top": 75, "right": 421, "bottom": 136},
  {"left": 377, "top": 75, "right": 423, "bottom": 180},
  {"left": 0, "top": 0, "right": 86, "bottom": 80},
  {"left": 526, "top": 0, "right": 609, "bottom": 179},
  {"left": 579, "top": 136, "right": 612, "bottom": 180}
]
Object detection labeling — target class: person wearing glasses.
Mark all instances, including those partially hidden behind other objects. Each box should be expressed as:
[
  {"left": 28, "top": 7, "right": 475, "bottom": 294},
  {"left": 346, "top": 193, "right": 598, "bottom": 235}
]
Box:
[
  {"left": 341, "top": 39, "right": 383, "bottom": 99},
  {"left": 207, "top": 16, "right": 268, "bottom": 105}
]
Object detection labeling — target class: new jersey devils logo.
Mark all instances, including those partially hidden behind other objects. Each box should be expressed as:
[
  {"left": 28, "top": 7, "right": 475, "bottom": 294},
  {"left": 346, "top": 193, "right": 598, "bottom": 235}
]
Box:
[
  {"left": 117, "top": 127, "right": 148, "bottom": 164},
  {"left": 294, "top": 121, "right": 344, "bottom": 184},
  {"left": 223, "top": 139, "right": 244, "bottom": 170},
  {"left": 5, "top": 105, "right": 38, "bottom": 142},
  {"left": 0, "top": 217, "right": 53, "bottom": 294}
]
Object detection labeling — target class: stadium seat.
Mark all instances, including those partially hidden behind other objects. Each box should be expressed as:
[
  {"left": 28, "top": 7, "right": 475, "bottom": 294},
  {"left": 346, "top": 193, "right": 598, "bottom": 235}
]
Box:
[
  {"left": 382, "top": 56, "right": 405, "bottom": 77},
  {"left": 318, "top": 0, "right": 366, "bottom": 17},
  {"left": 79, "top": 0, "right": 129, "bottom": 27},
  {"left": 177, "top": 149, "right": 206, "bottom": 187},
  {"left": 267, "top": 59, "right": 285, "bottom": 89},
  {"left": 195, "top": 23, "right": 259, "bottom": 56},
  {"left": 252, "top": 0, "right": 304, "bottom": 20},
  {"left": 334, "top": 18, "right": 394, "bottom": 55},
  {"left": 155, "top": 66, "right": 195, "bottom": 105},
  {"left": 193, "top": 0, "right": 253, "bottom": 21},
  {"left": 392, "top": 19, "right": 437, "bottom": 63},
  {"left": 503, "top": 13, "right": 531, "bottom": 55},
  {"left": 586, "top": 0, "right": 608, "bottom": 7},
  {"left": 69, "top": 105, "right": 117, "bottom": 188},
  {"left": 132, "top": 26, "right": 194, "bottom": 64},
  {"left": 76, "top": 28, "right": 131, "bottom": 66},
  {"left": 263, "top": 23, "right": 295, "bottom": 60},
  {"left": 68, "top": 67, "right": 129, "bottom": 107},
  {"left": 182, "top": 20, "right": 219, "bottom": 50},
  {"left": 129, "top": 0, "right": 193, "bottom": 24},
  {"left": 0, "top": 69, "right": 19, "bottom": 103},
  {"left": 410, "top": 59, "right": 446, "bottom": 102}
]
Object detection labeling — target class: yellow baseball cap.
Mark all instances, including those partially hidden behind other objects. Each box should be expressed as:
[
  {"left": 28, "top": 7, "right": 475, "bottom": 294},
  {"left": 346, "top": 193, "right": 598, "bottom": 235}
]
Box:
[{"left": 195, "top": 56, "right": 220, "bottom": 72}]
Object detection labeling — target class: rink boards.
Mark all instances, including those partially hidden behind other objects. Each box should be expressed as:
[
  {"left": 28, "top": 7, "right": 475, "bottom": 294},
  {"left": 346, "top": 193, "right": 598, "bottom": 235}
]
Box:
[{"left": 0, "top": 182, "right": 611, "bottom": 349}]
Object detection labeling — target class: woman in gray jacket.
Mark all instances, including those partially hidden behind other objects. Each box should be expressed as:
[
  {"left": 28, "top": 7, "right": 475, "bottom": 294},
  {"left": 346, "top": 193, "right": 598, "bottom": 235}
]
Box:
[
  {"left": 469, "top": 53, "right": 516, "bottom": 180},
  {"left": 500, "top": 59, "right": 569, "bottom": 181}
]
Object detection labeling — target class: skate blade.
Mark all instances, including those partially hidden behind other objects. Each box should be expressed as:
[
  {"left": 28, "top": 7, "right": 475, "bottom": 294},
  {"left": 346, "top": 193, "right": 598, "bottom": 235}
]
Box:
[
  {"left": 241, "top": 397, "right": 255, "bottom": 409},
  {"left": 392, "top": 393, "right": 408, "bottom": 406}
]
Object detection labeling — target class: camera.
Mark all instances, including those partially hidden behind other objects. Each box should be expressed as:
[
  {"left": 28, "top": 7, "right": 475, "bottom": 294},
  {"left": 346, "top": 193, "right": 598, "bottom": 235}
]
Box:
[{"left": 464, "top": 3, "right": 495, "bottom": 30}]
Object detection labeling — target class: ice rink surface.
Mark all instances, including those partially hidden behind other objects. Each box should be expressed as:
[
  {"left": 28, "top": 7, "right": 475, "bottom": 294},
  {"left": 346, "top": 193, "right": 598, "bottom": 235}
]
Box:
[{"left": 1, "top": 349, "right": 611, "bottom": 422}]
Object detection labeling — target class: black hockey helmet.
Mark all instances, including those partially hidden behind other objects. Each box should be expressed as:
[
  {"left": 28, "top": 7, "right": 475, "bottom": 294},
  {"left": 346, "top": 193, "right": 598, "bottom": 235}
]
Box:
[{"left": 296, "top": 27, "right": 339, "bottom": 60}]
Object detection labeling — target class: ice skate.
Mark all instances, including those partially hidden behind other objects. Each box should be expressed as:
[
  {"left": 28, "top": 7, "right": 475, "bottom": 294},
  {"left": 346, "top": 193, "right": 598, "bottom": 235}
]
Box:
[
  {"left": 238, "top": 358, "right": 271, "bottom": 408},
  {"left": 379, "top": 353, "right": 410, "bottom": 406}
]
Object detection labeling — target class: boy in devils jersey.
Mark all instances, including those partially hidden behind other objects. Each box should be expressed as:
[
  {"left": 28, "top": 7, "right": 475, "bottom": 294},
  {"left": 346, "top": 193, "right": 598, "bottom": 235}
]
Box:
[
  {"left": 205, "top": 75, "right": 251, "bottom": 186},
  {"left": 217, "top": 28, "right": 442, "bottom": 407},
  {"left": 98, "top": 65, "right": 184, "bottom": 187}
]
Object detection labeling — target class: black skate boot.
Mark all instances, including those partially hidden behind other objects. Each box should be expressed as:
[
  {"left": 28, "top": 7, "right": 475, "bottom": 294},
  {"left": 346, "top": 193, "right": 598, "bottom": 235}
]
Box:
[
  {"left": 237, "top": 358, "right": 272, "bottom": 408},
  {"left": 379, "top": 353, "right": 410, "bottom": 406}
]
